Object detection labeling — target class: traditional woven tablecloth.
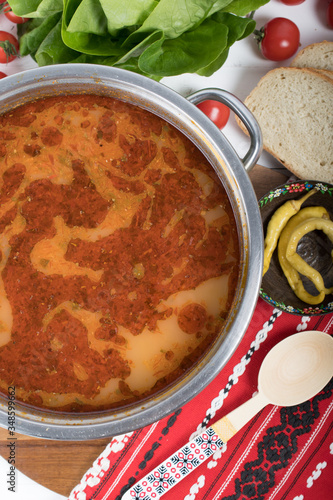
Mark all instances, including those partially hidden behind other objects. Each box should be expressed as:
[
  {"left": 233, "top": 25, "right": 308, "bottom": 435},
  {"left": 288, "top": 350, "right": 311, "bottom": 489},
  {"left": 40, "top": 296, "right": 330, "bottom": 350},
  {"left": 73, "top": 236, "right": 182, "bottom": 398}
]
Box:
[{"left": 68, "top": 299, "right": 333, "bottom": 500}]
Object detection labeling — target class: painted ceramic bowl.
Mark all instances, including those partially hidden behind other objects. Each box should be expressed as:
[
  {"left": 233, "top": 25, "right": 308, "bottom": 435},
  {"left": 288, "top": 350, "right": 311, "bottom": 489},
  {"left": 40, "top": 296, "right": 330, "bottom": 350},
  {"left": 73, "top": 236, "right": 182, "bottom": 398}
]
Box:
[{"left": 259, "top": 180, "right": 333, "bottom": 315}]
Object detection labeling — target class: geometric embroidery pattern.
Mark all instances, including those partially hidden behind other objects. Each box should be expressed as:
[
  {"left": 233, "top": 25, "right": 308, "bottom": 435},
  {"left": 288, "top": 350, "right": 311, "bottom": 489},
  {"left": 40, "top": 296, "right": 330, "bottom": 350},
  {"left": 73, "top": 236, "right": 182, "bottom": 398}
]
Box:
[
  {"left": 126, "top": 426, "right": 224, "bottom": 499},
  {"left": 219, "top": 378, "right": 333, "bottom": 500}
]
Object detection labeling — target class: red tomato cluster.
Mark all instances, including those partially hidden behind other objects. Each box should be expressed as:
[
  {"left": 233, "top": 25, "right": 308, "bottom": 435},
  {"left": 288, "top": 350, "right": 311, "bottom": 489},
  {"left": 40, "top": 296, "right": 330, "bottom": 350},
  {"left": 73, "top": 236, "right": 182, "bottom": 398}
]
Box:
[{"left": 0, "top": 1, "right": 28, "bottom": 67}]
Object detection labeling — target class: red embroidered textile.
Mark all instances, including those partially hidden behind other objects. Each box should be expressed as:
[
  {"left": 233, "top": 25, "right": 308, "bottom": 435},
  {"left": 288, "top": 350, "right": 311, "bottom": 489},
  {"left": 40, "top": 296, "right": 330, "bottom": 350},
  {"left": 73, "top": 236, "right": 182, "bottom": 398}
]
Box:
[{"left": 68, "top": 299, "right": 333, "bottom": 500}]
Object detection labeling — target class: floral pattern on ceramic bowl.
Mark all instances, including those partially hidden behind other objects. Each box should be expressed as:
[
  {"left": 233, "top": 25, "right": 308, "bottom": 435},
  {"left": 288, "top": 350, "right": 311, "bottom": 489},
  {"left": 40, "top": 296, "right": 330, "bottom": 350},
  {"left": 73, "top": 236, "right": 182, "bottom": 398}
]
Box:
[{"left": 259, "top": 180, "right": 333, "bottom": 315}]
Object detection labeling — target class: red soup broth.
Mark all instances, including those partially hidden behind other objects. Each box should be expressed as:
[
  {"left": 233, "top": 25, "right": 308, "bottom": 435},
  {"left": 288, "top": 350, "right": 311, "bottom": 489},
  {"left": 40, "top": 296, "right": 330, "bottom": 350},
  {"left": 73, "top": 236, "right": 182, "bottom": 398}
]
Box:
[{"left": 0, "top": 95, "right": 240, "bottom": 412}]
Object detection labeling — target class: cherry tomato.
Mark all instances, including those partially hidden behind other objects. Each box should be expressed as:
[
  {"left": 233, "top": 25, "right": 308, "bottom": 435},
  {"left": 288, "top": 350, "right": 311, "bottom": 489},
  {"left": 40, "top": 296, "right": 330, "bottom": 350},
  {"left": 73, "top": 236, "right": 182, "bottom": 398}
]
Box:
[
  {"left": 0, "top": 31, "right": 19, "bottom": 63},
  {"left": 196, "top": 100, "right": 230, "bottom": 129},
  {"left": 256, "top": 18, "right": 300, "bottom": 61},
  {"left": 0, "top": 71, "right": 7, "bottom": 78},
  {"left": 279, "top": 0, "right": 305, "bottom": 4},
  {"left": 3, "top": 3, "right": 29, "bottom": 24},
  {"left": 327, "top": 1, "right": 333, "bottom": 28}
]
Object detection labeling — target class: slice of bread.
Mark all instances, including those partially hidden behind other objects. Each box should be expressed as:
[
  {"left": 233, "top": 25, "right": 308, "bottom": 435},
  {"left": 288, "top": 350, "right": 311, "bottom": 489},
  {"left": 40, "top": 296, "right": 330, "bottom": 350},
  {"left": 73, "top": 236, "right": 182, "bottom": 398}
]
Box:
[
  {"left": 239, "top": 67, "right": 333, "bottom": 183},
  {"left": 290, "top": 41, "right": 333, "bottom": 71}
]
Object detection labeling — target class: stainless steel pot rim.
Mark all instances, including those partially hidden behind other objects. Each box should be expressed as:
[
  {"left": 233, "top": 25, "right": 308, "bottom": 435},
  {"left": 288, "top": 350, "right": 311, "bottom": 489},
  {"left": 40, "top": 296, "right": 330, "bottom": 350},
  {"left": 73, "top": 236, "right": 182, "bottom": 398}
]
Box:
[{"left": 0, "top": 64, "right": 263, "bottom": 440}]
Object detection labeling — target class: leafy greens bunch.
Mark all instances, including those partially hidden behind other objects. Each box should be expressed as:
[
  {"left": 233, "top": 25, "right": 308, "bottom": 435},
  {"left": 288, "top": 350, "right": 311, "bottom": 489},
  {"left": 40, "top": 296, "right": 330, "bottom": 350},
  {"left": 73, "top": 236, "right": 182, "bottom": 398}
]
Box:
[{"left": 8, "top": 0, "right": 269, "bottom": 80}]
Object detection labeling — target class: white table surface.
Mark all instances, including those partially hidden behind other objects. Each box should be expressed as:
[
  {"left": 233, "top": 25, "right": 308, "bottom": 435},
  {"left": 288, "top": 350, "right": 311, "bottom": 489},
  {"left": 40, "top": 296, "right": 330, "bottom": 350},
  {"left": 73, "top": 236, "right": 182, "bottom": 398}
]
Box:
[{"left": 0, "top": 1, "right": 332, "bottom": 499}]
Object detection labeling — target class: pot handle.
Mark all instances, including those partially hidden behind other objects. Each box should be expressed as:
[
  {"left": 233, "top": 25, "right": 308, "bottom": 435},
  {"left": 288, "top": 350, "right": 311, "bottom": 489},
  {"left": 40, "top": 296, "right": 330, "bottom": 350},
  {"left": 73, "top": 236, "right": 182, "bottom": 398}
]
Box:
[{"left": 187, "top": 88, "right": 262, "bottom": 172}]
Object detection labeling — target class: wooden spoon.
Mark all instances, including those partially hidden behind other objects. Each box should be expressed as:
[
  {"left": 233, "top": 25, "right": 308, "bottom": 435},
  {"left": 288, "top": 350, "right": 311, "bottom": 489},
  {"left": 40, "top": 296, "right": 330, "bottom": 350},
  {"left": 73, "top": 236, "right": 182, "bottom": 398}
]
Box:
[{"left": 122, "top": 331, "right": 333, "bottom": 500}]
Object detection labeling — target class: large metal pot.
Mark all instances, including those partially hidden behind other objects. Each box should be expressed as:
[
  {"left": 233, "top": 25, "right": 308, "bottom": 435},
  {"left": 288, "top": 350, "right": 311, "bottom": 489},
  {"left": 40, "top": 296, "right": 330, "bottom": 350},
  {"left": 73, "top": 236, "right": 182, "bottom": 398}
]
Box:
[{"left": 0, "top": 64, "right": 263, "bottom": 440}]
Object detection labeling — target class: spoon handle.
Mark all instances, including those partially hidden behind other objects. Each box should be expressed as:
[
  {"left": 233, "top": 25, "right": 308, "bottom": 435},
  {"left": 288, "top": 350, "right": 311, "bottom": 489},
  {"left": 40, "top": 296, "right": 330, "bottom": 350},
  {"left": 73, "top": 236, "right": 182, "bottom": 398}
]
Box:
[{"left": 122, "top": 392, "right": 268, "bottom": 499}]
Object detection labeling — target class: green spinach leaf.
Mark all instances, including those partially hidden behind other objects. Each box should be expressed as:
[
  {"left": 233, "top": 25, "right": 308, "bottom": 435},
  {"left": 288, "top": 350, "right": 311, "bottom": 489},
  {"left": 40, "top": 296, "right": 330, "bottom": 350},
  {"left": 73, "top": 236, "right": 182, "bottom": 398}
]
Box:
[
  {"left": 196, "top": 12, "right": 255, "bottom": 76},
  {"left": 18, "top": 13, "right": 62, "bottom": 56},
  {"left": 222, "top": 0, "right": 269, "bottom": 16},
  {"left": 8, "top": 0, "right": 63, "bottom": 18},
  {"left": 99, "top": 0, "right": 157, "bottom": 32},
  {"left": 66, "top": 0, "right": 108, "bottom": 36},
  {"left": 214, "top": 11, "right": 256, "bottom": 45},
  {"left": 138, "top": 17, "right": 229, "bottom": 76},
  {"left": 128, "top": 0, "right": 232, "bottom": 44},
  {"left": 197, "top": 49, "right": 229, "bottom": 77},
  {"left": 34, "top": 19, "right": 81, "bottom": 65},
  {"left": 62, "top": 0, "right": 128, "bottom": 56},
  {"left": 8, "top": 0, "right": 270, "bottom": 79}
]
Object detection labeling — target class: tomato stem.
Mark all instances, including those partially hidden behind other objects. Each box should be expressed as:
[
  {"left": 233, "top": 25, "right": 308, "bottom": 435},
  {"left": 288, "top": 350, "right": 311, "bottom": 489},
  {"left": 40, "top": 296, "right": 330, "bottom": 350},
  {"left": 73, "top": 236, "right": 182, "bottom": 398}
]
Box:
[
  {"left": 253, "top": 27, "right": 265, "bottom": 44},
  {"left": 0, "top": 40, "right": 19, "bottom": 62},
  {"left": 246, "top": 10, "right": 256, "bottom": 19}
]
